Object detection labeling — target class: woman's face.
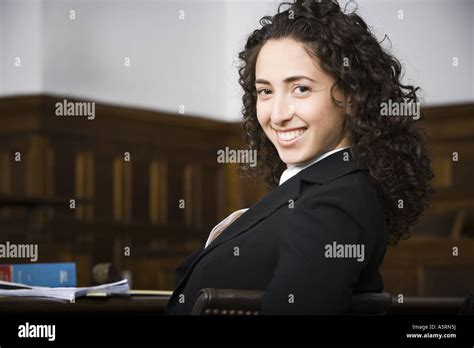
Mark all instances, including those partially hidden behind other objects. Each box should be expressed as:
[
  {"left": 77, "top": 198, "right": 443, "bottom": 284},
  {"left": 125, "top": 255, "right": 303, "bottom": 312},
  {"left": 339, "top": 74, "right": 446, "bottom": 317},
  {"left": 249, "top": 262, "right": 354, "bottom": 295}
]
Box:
[{"left": 255, "top": 38, "right": 350, "bottom": 165}]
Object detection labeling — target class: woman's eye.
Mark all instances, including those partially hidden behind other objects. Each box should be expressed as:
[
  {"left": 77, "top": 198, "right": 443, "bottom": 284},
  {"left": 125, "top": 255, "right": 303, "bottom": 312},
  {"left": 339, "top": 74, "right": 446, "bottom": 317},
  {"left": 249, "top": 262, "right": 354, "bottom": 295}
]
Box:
[
  {"left": 256, "top": 86, "right": 309, "bottom": 97},
  {"left": 294, "top": 85, "right": 310, "bottom": 95},
  {"left": 257, "top": 89, "right": 272, "bottom": 97}
]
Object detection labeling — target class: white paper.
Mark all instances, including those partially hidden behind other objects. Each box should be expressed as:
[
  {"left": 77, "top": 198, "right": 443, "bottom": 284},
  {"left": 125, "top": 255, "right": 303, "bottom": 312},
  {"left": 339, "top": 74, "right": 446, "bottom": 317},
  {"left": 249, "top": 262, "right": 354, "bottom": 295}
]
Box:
[{"left": 0, "top": 279, "right": 130, "bottom": 303}]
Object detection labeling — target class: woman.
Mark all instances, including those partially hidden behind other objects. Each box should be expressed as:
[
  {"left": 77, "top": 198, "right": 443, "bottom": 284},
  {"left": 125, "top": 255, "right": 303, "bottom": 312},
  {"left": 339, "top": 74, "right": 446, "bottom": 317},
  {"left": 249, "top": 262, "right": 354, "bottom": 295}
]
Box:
[{"left": 166, "top": 0, "right": 434, "bottom": 315}]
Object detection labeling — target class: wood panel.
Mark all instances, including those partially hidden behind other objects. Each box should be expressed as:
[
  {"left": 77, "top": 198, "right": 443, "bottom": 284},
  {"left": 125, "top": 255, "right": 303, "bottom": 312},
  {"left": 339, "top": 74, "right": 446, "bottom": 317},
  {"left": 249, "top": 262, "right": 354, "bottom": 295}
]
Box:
[{"left": 0, "top": 95, "right": 472, "bottom": 293}]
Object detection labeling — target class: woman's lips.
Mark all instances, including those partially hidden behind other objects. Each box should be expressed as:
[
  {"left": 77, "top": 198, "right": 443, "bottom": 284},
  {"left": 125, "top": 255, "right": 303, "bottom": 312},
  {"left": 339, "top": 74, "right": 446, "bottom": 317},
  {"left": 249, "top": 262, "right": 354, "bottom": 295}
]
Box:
[{"left": 273, "top": 127, "right": 307, "bottom": 147}]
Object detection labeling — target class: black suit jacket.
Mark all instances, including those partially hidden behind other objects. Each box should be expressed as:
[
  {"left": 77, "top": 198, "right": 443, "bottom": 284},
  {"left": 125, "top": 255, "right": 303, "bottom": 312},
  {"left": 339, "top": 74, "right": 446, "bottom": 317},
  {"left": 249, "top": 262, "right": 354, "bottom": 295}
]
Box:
[{"left": 165, "top": 148, "right": 389, "bottom": 315}]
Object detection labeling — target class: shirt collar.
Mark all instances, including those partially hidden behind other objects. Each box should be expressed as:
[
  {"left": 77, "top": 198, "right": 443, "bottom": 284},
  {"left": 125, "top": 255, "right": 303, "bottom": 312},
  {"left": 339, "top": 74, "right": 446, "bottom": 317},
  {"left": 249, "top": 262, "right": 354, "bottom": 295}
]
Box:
[{"left": 279, "top": 146, "right": 352, "bottom": 186}]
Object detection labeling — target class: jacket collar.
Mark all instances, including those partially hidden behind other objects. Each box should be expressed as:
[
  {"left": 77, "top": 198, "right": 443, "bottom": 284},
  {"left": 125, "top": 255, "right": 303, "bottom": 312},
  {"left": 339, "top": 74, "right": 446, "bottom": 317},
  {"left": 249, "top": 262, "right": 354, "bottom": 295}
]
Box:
[
  {"left": 171, "top": 147, "right": 365, "bottom": 296},
  {"left": 299, "top": 147, "right": 364, "bottom": 185}
]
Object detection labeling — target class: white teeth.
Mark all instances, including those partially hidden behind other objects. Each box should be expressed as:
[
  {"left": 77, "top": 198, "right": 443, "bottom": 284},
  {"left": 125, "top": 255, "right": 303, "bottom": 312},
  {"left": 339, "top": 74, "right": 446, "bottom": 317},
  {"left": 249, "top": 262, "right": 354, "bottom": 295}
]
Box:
[{"left": 276, "top": 128, "right": 306, "bottom": 141}]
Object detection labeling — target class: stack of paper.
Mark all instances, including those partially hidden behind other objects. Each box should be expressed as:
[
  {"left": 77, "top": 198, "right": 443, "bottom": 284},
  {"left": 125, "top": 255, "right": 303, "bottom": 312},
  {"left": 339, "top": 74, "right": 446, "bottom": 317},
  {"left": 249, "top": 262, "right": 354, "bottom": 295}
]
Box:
[{"left": 0, "top": 279, "right": 129, "bottom": 303}]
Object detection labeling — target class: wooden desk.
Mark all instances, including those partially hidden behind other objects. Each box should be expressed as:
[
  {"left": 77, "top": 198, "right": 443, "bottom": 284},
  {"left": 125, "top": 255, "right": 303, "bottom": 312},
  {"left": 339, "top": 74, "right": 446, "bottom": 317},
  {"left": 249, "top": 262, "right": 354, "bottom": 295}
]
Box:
[
  {"left": 0, "top": 294, "right": 171, "bottom": 315},
  {"left": 0, "top": 294, "right": 467, "bottom": 315}
]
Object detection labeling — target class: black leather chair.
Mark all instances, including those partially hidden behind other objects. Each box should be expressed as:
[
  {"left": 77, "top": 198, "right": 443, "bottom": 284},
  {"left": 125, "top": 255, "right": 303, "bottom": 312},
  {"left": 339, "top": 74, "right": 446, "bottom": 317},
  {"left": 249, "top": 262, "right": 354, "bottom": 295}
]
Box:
[
  {"left": 460, "top": 293, "right": 474, "bottom": 315},
  {"left": 191, "top": 288, "right": 392, "bottom": 315}
]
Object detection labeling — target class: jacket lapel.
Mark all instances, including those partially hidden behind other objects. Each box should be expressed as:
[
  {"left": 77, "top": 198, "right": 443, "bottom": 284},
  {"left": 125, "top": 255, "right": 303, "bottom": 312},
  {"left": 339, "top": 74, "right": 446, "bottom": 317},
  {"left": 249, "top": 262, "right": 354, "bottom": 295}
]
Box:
[
  {"left": 170, "top": 148, "right": 364, "bottom": 300},
  {"left": 201, "top": 148, "right": 364, "bottom": 257},
  {"left": 170, "top": 173, "right": 302, "bottom": 296},
  {"left": 200, "top": 173, "right": 302, "bottom": 256}
]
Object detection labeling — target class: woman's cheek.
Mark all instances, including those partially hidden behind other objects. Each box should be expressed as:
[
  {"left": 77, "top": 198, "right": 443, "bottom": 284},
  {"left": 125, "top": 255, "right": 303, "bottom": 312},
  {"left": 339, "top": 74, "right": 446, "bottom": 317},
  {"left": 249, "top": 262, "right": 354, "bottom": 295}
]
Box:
[
  {"left": 298, "top": 102, "right": 322, "bottom": 125},
  {"left": 256, "top": 107, "right": 265, "bottom": 128},
  {"left": 256, "top": 102, "right": 268, "bottom": 121}
]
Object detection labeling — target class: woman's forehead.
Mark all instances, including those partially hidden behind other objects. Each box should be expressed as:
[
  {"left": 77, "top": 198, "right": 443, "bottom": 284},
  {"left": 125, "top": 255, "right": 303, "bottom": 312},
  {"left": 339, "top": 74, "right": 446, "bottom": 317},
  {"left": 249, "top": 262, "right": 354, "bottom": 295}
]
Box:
[{"left": 256, "top": 40, "right": 329, "bottom": 84}]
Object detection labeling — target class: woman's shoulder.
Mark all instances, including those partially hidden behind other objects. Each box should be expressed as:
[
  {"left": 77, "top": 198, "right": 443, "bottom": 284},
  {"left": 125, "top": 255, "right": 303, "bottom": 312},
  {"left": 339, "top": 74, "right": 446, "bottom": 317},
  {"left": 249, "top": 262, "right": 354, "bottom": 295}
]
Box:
[
  {"left": 301, "top": 168, "right": 378, "bottom": 204},
  {"left": 297, "top": 169, "right": 387, "bottom": 235}
]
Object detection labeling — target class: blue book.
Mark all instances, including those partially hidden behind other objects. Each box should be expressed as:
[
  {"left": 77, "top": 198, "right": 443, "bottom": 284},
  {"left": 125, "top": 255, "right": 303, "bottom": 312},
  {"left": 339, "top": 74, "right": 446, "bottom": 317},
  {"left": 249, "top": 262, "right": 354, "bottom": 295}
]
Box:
[{"left": 11, "top": 263, "right": 76, "bottom": 287}]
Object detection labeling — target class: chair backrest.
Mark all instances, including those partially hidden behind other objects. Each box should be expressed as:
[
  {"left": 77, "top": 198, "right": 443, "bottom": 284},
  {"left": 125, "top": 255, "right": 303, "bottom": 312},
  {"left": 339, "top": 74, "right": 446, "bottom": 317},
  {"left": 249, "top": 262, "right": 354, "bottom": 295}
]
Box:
[
  {"left": 191, "top": 288, "right": 392, "bottom": 315},
  {"left": 191, "top": 288, "right": 265, "bottom": 315},
  {"left": 460, "top": 293, "right": 474, "bottom": 315},
  {"left": 350, "top": 291, "right": 392, "bottom": 314}
]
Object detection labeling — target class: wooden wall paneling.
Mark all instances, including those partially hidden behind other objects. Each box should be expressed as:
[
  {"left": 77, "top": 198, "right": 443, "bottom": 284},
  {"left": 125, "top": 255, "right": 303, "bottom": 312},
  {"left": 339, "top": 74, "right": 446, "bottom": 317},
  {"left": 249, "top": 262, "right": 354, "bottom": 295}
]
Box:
[
  {"left": 75, "top": 152, "right": 94, "bottom": 222},
  {"left": 224, "top": 163, "right": 244, "bottom": 214},
  {"left": 200, "top": 163, "right": 218, "bottom": 232},
  {"left": 94, "top": 155, "right": 113, "bottom": 220},
  {"left": 23, "top": 134, "right": 55, "bottom": 228},
  {"left": 1, "top": 95, "right": 473, "bottom": 292},
  {"left": 167, "top": 161, "right": 185, "bottom": 226},
  {"left": 0, "top": 150, "right": 12, "bottom": 195},
  {"left": 53, "top": 148, "right": 75, "bottom": 214},
  {"left": 149, "top": 159, "right": 168, "bottom": 225},
  {"left": 131, "top": 159, "right": 149, "bottom": 224},
  {"left": 113, "top": 156, "right": 132, "bottom": 223},
  {"left": 183, "top": 163, "right": 203, "bottom": 229},
  {"left": 381, "top": 237, "right": 474, "bottom": 296}
]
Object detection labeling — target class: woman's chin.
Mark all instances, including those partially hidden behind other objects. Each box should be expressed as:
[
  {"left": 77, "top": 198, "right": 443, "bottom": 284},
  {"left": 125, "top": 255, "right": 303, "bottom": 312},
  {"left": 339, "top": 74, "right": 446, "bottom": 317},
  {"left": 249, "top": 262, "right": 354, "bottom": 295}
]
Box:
[{"left": 279, "top": 153, "right": 310, "bottom": 166}]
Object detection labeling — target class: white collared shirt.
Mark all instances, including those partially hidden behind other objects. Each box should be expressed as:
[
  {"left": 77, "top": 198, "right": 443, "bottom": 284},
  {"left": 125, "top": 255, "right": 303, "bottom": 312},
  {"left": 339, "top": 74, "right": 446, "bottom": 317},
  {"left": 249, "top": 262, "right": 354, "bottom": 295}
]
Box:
[{"left": 279, "top": 146, "right": 352, "bottom": 186}]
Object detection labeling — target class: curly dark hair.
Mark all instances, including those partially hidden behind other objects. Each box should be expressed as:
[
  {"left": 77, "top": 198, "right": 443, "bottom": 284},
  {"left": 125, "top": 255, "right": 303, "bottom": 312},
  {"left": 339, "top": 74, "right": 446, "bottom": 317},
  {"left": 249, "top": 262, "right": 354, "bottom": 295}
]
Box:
[{"left": 237, "top": 0, "right": 435, "bottom": 244}]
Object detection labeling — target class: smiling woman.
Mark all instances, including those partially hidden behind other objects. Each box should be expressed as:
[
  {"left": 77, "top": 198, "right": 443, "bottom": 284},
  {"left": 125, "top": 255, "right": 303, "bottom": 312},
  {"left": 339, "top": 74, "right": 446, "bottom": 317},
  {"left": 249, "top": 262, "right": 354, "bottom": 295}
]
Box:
[
  {"left": 254, "top": 38, "right": 350, "bottom": 165},
  {"left": 238, "top": 0, "right": 435, "bottom": 245},
  {"left": 166, "top": 0, "right": 435, "bottom": 315}
]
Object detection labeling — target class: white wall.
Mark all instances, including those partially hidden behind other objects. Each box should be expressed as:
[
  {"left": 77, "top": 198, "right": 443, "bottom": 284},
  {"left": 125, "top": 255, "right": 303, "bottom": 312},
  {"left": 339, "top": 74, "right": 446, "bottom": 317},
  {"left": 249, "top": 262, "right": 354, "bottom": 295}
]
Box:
[
  {"left": 42, "top": 0, "right": 228, "bottom": 119},
  {"left": 472, "top": 0, "right": 474, "bottom": 101},
  {"left": 0, "top": 0, "right": 473, "bottom": 121},
  {"left": 0, "top": 0, "right": 43, "bottom": 95},
  {"left": 224, "top": 0, "right": 280, "bottom": 121},
  {"left": 354, "top": 0, "right": 473, "bottom": 106},
  {"left": 0, "top": 0, "right": 3, "bottom": 94}
]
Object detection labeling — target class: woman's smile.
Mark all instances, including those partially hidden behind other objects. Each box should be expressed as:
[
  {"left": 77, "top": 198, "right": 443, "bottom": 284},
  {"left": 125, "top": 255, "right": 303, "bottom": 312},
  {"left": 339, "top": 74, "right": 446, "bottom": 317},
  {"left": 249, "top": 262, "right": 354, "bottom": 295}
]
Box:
[{"left": 273, "top": 126, "right": 308, "bottom": 147}]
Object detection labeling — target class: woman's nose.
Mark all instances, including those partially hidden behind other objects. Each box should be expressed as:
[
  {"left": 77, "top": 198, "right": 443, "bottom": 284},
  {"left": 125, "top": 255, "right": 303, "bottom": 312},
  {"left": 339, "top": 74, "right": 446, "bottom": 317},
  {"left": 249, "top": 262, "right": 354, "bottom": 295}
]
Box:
[{"left": 270, "top": 97, "right": 294, "bottom": 125}]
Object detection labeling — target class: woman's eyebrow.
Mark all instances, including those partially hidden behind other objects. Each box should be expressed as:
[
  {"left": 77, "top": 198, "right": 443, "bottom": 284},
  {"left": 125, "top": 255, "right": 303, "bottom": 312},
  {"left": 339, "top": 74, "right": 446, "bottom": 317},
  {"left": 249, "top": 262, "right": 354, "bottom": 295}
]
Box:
[{"left": 255, "top": 75, "right": 316, "bottom": 85}]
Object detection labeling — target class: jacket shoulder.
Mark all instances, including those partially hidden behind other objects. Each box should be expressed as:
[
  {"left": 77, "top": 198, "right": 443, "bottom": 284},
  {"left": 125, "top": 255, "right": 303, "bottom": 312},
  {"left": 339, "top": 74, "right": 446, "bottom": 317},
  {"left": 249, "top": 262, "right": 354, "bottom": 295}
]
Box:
[{"left": 298, "top": 170, "right": 388, "bottom": 244}]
